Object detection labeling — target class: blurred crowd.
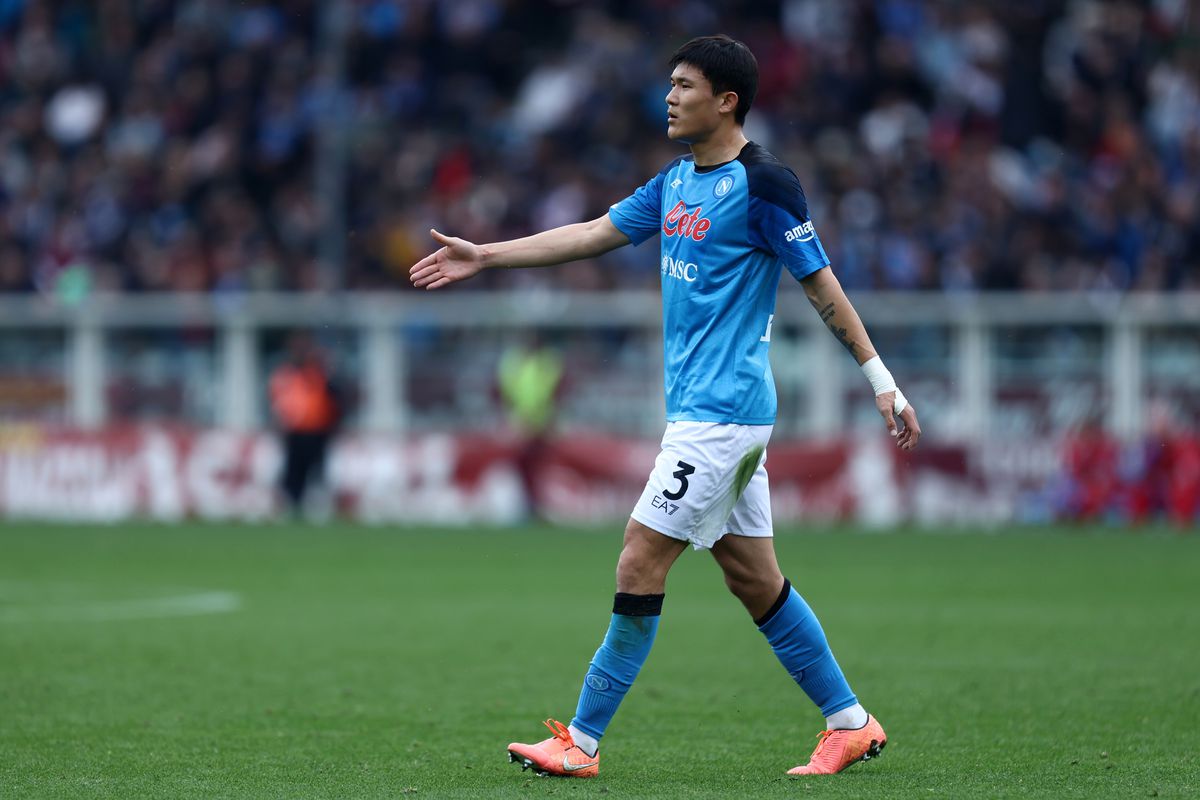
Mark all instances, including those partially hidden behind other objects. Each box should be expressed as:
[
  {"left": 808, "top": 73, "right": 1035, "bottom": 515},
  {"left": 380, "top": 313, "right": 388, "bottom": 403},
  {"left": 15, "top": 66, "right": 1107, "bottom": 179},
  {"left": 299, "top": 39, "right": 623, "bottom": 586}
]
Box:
[
  {"left": 1052, "top": 403, "right": 1200, "bottom": 525},
  {"left": 1, "top": 0, "right": 1198, "bottom": 298}
]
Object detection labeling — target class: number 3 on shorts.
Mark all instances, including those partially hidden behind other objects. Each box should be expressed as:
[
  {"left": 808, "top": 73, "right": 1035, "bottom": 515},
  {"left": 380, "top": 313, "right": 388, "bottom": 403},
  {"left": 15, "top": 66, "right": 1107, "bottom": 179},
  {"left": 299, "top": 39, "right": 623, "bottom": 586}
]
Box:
[{"left": 662, "top": 460, "right": 696, "bottom": 501}]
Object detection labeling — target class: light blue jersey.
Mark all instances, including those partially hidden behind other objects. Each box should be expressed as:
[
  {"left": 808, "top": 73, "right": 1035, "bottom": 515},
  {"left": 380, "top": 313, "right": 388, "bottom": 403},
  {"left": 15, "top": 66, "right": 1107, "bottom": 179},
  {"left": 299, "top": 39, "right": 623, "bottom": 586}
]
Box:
[{"left": 608, "top": 142, "right": 830, "bottom": 424}]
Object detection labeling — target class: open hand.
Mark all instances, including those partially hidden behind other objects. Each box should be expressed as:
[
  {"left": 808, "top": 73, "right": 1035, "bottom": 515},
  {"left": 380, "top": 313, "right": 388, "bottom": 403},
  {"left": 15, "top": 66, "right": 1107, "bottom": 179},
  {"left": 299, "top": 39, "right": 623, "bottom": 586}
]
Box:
[
  {"left": 409, "top": 229, "right": 484, "bottom": 289},
  {"left": 876, "top": 392, "right": 921, "bottom": 450}
]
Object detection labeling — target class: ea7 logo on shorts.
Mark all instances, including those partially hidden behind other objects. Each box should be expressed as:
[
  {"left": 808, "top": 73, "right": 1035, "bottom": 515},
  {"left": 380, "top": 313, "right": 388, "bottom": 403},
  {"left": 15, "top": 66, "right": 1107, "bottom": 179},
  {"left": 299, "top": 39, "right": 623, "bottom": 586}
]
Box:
[
  {"left": 783, "top": 220, "right": 816, "bottom": 242},
  {"left": 650, "top": 495, "right": 680, "bottom": 515}
]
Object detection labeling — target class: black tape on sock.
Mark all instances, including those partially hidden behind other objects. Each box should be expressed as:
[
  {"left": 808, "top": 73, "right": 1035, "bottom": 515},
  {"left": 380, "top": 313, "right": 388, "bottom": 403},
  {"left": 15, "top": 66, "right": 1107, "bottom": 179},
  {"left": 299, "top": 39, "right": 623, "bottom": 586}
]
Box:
[
  {"left": 613, "top": 592, "right": 665, "bottom": 617},
  {"left": 754, "top": 578, "right": 792, "bottom": 627}
]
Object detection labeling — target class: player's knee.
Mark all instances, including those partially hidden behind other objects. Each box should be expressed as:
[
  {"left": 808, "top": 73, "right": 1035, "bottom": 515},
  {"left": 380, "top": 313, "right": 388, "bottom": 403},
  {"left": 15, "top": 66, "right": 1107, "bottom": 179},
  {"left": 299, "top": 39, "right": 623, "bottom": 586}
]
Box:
[
  {"left": 615, "top": 543, "right": 672, "bottom": 595},
  {"left": 615, "top": 547, "right": 658, "bottom": 593},
  {"left": 722, "top": 570, "right": 748, "bottom": 598},
  {"left": 615, "top": 519, "right": 684, "bottom": 594},
  {"left": 723, "top": 570, "right": 774, "bottom": 605}
]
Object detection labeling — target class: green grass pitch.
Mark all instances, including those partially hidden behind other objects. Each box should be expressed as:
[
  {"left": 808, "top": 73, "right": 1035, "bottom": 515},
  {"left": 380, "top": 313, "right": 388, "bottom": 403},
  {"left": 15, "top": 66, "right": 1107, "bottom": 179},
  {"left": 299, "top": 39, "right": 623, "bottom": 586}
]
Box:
[{"left": 1, "top": 522, "right": 1197, "bottom": 799}]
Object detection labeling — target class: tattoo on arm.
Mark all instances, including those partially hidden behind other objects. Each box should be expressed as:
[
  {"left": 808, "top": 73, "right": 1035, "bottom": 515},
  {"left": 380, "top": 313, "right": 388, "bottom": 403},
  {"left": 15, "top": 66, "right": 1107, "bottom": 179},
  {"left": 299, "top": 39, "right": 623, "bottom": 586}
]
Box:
[
  {"left": 830, "top": 324, "right": 857, "bottom": 356},
  {"left": 812, "top": 299, "right": 857, "bottom": 356}
]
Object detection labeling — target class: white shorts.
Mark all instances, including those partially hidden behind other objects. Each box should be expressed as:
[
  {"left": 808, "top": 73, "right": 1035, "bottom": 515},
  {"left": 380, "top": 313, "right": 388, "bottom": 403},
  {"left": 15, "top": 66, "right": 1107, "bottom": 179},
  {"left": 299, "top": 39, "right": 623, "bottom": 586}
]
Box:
[{"left": 630, "top": 421, "right": 773, "bottom": 550}]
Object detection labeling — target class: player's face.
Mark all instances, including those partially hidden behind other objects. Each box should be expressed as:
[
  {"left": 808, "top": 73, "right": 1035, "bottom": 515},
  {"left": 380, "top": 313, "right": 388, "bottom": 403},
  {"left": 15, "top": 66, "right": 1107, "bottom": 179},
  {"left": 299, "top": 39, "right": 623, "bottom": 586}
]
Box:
[{"left": 665, "top": 63, "right": 728, "bottom": 143}]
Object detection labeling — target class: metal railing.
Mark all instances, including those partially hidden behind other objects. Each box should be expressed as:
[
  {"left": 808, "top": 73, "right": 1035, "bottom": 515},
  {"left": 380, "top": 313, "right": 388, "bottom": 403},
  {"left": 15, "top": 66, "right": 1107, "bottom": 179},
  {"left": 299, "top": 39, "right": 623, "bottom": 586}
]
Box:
[{"left": 1, "top": 290, "right": 1197, "bottom": 440}]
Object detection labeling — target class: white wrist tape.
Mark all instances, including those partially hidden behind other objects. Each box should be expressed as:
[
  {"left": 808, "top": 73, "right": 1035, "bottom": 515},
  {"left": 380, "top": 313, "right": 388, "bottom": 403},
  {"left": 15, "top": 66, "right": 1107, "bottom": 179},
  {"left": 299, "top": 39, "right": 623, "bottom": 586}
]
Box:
[{"left": 861, "top": 356, "right": 909, "bottom": 414}]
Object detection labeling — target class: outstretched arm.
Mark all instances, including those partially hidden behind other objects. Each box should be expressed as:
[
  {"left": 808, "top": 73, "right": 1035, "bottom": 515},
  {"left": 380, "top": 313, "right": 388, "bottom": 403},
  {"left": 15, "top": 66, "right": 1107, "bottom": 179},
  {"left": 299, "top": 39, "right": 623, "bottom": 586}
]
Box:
[
  {"left": 799, "top": 266, "right": 921, "bottom": 450},
  {"left": 409, "top": 214, "right": 630, "bottom": 290}
]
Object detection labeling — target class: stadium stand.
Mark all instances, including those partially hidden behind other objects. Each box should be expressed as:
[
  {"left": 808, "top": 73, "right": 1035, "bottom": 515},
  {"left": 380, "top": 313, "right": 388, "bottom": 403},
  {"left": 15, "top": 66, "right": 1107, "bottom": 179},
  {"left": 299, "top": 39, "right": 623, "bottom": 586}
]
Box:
[{"left": 0, "top": 0, "right": 1196, "bottom": 296}]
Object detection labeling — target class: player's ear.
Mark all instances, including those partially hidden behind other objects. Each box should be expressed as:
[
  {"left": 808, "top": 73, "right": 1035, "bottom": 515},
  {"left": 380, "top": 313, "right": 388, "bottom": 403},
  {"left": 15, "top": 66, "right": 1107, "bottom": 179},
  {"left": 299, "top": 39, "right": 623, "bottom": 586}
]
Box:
[{"left": 719, "top": 90, "right": 739, "bottom": 116}]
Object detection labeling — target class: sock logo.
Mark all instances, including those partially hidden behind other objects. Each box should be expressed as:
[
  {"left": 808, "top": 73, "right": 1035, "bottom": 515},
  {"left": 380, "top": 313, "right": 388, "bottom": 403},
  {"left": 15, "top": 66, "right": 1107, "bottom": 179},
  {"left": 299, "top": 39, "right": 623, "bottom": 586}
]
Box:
[{"left": 585, "top": 674, "right": 610, "bottom": 691}]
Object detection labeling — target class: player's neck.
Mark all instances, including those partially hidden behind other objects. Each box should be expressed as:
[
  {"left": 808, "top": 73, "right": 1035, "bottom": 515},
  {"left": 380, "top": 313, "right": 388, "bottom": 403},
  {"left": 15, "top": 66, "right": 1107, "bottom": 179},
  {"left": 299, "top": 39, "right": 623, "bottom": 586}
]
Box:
[{"left": 689, "top": 129, "right": 749, "bottom": 167}]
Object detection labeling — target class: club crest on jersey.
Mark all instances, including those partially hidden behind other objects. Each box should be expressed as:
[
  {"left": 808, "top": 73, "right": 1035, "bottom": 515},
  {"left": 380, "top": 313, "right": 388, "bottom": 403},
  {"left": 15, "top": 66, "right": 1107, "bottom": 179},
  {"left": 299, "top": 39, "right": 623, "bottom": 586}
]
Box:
[
  {"left": 713, "top": 175, "right": 734, "bottom": 198},
  {"left": 784, "top": 220, "right": 816, "bottom": 242},
  {"left": 662, "top": 200, "right": 711, "bottom": 241}
]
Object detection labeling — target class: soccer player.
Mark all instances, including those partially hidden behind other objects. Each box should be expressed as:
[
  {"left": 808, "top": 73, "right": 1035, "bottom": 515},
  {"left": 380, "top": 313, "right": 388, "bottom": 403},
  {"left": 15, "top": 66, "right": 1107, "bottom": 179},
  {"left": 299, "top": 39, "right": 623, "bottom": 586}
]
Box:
[{"left": 409, "top": 34, "right": 921, "bottom": 778}]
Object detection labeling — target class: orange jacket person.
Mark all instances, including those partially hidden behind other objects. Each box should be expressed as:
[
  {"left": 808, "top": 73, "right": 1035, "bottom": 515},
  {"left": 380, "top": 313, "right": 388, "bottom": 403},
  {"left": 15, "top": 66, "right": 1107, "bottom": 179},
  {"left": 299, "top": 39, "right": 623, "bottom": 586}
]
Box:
[{"left": 269, "top": 335, "right": 341, "bottom": 515}]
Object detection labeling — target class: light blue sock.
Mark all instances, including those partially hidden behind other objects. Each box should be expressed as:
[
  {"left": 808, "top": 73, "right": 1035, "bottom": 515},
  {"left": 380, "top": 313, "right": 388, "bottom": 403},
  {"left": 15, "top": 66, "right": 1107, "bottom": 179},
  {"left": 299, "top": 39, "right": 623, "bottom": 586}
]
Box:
[
  {"left": 570, "top": 593, "right": 663, "bottom": 743},
  {"left": 756, "top": 579, "right": 857, "bottom": 716}
]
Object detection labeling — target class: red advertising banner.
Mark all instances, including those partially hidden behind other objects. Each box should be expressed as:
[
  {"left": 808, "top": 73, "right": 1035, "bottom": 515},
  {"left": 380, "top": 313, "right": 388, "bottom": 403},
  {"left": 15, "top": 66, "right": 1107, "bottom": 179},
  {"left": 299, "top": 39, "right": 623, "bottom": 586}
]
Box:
[{"left": 0, "top": 425, "right": 1193, "bottom": 525}]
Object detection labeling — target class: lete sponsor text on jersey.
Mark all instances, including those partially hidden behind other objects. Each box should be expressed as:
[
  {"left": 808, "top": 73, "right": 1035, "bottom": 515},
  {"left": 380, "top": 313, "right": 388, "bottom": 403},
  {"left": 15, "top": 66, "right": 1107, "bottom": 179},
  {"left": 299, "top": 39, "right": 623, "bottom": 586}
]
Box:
[{"left": 662, "top": 200, "right": 711, "bottom": 241}]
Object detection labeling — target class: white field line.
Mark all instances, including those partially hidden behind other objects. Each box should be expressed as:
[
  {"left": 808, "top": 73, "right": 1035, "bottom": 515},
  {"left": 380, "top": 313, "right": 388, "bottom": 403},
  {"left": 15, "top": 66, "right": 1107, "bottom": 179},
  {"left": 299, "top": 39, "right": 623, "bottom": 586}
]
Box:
[{"left": 0, "top": 590, "right": 242, "bottom": 623}]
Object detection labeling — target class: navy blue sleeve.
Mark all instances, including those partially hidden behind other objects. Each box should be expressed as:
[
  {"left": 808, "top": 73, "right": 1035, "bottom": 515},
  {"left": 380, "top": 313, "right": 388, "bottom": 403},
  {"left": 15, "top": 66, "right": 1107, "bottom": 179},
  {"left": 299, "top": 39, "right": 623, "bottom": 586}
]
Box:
[{"left": 744, "top": 161, "right": 830, "bottom": 281}]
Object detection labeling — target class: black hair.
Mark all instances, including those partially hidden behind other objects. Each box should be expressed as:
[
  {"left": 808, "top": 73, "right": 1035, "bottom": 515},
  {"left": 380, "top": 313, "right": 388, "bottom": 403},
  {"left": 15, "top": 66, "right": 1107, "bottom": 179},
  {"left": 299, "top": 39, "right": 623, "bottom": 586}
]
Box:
[{"left": 668, "top": 34, "right": 759, "bottom": 125}]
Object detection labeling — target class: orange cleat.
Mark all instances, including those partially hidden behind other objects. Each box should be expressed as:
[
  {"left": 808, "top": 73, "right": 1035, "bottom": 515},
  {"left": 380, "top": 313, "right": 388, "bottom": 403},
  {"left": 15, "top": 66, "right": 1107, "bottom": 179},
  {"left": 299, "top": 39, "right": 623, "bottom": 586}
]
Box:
[
  {"left": 787, "top": 714, "right": 887, "bottom": 776},
  {"left": 507, "top": 719, "right": 599, "bottom": 778}
]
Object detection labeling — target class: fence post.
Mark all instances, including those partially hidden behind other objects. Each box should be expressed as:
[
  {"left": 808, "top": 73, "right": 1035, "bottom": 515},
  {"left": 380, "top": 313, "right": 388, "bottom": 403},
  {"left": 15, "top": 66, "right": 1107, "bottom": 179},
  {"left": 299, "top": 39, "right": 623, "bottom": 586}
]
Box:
[
  {"left": 221, "top": 316, "right": 258, "bottom": 430},
  {"left": 69, "top": 314, "right": 105, "bottom": 428},
  {"left": 1109, "top": 315, "right": 1142, "bottom": 441},
  {"left": 363, "top": 315, "right": 403, "bottom": 433},
  {"left": 958, "top": 318, "right": 991, "bottom": 440},
  {"left": 809, "top": 326, "right": 842, "bottom": 435}
]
